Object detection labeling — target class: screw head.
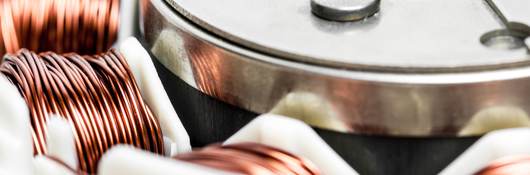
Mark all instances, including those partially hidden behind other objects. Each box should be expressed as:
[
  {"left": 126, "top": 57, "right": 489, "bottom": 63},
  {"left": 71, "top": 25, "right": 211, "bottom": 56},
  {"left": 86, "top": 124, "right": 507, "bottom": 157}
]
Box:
[{"left": 311, "top": 0, "right": 380, "bottom": 22}]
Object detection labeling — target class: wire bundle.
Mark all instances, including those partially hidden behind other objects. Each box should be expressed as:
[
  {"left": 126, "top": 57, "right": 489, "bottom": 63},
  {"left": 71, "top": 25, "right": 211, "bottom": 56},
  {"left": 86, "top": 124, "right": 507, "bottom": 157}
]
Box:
[
  {"left": 476, "top": 155, "right": 530, "bottom": 175},
  {"left": 174, "top": 142, "right": 320, "bottom": 175},
  {"left": 0, "top": 0, "right": 119, "bottom": 56},
  {"left": 0, "top": 49, "right": 164, "bottom": 173}
]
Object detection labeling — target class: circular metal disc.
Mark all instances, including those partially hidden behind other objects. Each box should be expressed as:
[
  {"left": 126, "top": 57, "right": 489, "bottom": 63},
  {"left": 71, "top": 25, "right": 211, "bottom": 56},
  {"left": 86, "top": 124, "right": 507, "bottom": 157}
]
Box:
[
  {"left": 165, "top": 0, "right": 529, "bottom": 72},
  {"left": 310, "top": 0, "right": 381, "bottom": 21}
]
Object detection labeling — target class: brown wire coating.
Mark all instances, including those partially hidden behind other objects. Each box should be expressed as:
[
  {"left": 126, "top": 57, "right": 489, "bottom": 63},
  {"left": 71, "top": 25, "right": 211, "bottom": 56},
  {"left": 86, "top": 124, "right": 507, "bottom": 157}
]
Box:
[
  {"left": 0, "top": 0, "right": 119, "bottom": 56},
  {"left": 0, "top": 49, "right": 164, "bottom": 173},
  {"left": 476, "top": 155, "right": 530, "bottom": 175},
  {"left": 174, "top": 142, "right": 321, "bottom": 175}
]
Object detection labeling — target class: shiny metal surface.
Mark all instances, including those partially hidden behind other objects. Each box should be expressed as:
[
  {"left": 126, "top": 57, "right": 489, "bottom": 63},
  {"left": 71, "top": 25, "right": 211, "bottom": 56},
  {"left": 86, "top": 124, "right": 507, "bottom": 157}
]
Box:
[
  {"left": 492, "top": 0, "right": 530, "bottom": 26},
  {"left": 480, "top": 0, "right": 530, "bottom": 54},
  {"left": 163, "top": 0, "right": 529, "bottom": 72},
  {"left": 310, "top": 0, "right": 380, "bottom": 22},
  {"left": 141, "top": 0, "right": 530, "bottom": 136}
]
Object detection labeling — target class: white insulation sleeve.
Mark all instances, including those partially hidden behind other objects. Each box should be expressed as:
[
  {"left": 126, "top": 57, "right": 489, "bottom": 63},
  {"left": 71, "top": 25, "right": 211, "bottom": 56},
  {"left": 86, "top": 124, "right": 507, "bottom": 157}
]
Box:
[
  {"left": 33, "top": 156, "right": 76, "bottom": 175},
  {"left": 0, "top": 75, "right": 32, "bottom": 175},
  {"left": 119, "top": 37, "right": 191, "bottom": 155},
  {"left": 98, "top": 145, "right": 238, "bottom": 175},
  {"left": 441, "top": 128, "right": 530, "bottom": 174},
  {"left": 225, "top": 114, "right": 359, "bottom": 175},
  {"left": 45, "top": 116, "right": 78, "bottom": 169},
  {"left": 33, "top": 116, "right": 78, "bottom": 175},
  {"left": 116, "top": 0, "right": 139, "bottom": 45}
]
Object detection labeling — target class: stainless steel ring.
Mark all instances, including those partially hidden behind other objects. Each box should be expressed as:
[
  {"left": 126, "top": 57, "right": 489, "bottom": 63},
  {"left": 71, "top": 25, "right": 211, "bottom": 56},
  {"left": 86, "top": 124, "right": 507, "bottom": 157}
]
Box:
[{"left": 141, "top": 0, "right": 530, "bottom": 137}]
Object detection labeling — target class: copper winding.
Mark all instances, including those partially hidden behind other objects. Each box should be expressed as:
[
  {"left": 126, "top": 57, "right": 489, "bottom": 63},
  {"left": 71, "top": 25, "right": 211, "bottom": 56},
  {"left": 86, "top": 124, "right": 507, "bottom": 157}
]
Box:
[
  {"left": 0, "top": 0, "right": 119, "bottom": 56},
  {"left": 476, "top": 155, "right": 530, "bottom": 175},
  {"left": 0, "top": 49, "right": 165, "bottom": 173},
  {"left": 174, "top": 142, "right": 321, "bottom": 175}
]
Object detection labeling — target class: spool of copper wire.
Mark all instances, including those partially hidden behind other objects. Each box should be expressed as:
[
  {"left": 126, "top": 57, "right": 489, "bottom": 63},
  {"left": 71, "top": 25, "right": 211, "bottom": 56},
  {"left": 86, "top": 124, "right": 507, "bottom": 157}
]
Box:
[
  {"left": 174, "top": 142, "right": 321, "bottom": 175},
  {"left": 475, "top": 155, "right": 530, "bottom": 175},
  {"left": 0, "top": 0, "right": 119, "bottom": 56},
  {"left": 0, "top": 49, "right": 164, "bottom": 173}
]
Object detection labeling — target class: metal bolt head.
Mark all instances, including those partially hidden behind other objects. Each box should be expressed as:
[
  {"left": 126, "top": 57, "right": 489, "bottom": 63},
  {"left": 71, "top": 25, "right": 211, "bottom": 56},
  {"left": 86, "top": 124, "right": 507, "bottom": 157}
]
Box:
[{"left": 311, "top": 0, "right": 380, "bottom": 22}]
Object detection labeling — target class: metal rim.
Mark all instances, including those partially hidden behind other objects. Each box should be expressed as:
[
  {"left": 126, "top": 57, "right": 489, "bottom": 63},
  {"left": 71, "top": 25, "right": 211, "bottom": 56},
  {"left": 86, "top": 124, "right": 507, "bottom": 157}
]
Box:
[{"left": 142, "top": 0, "right": 530, "bottom": 136}]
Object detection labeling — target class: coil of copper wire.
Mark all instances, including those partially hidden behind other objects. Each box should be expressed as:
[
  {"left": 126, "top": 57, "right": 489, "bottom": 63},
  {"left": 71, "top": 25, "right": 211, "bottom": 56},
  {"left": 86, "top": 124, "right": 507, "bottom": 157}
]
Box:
[
  {"left": 475, "top": 155, "right": 530, "bottom": 175},
  {"left": 0, "top": 0, "right": 119, "bottom": 56},
  {"left": 174, "top": 142, "right": 321, "bottom": 175},
  {"left": 0, "top": 49, "right": 164, "bottom": 173}
]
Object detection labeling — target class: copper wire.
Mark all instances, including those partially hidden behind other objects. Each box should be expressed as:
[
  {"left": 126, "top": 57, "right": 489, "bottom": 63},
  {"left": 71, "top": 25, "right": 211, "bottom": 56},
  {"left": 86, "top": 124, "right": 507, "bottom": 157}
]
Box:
[
  {"left": 174, "top": 142, "right": 321, "bottom": 175},
  {"left": 0, "top": 0, "right": 119, "bottom": 56},
  {"left": 476, "top": 155, "right": 530, "bottom": 175},
  {"left": 0, "top": 49, "right": 165, "bottom": 173}
]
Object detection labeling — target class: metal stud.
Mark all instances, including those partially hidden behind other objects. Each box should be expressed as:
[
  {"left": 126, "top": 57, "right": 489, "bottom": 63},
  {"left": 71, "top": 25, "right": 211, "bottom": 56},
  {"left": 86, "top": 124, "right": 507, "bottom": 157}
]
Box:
[{"left": 311, "top": 0, "right": 380, "bottom": 22}]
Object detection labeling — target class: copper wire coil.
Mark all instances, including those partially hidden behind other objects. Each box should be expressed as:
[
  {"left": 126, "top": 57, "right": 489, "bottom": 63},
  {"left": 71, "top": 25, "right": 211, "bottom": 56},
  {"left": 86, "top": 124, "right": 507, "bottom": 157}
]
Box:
[
  {"left": 0, "top": 0, "right": 119, "bottom": 56},
  {"left": 476, "top": 155, "right": 530, "bottom": 175},
  {"left": 174, "top": 142, "right": 321, "bottom": 175},
  {"left": 0, "top": 49, "right": 165, "bottom": 173}
]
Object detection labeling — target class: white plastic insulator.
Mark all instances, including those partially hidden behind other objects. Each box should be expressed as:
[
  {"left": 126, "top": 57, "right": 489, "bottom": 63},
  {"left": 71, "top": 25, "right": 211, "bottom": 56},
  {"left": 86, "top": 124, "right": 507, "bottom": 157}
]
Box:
[
  {"left": 0, "top": 75, "right": 32, "bottom": 175},
  {"left": 33, "top": 156, "right": 76, "bottom": 175},
  {"left": 441, "top": 128, "right": 530, "bottom": 174},
  {"left": 45, "top": 116, "right": 78, "bottom": 169},
  {"left": 225, "top": 114, "right": 358, "bottom": 175},
  {"left": 119, "top": 37, "right": 191, "bottom": 155}
]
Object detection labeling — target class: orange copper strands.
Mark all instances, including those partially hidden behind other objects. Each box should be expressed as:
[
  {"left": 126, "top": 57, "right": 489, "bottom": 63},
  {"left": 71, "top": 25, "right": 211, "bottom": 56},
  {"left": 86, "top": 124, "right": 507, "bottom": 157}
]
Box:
[
  {"left": 174, "top": 142, "right": 321, "bottom": 175},
  {"left": 0, "top": 0, "right": 119, "bottom": 56},
  {"left": 476, "top": 155, "right": 530, "bottom": 175},
  {"left": 0, "top": 49, "right": 164, "bottom": 173}
]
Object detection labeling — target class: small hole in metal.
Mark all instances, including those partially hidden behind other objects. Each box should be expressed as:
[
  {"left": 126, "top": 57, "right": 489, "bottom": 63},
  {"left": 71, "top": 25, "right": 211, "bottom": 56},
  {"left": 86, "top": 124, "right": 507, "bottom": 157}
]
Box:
[{"left": 481, "top": 29, "right": 525, "bottom": 50}]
